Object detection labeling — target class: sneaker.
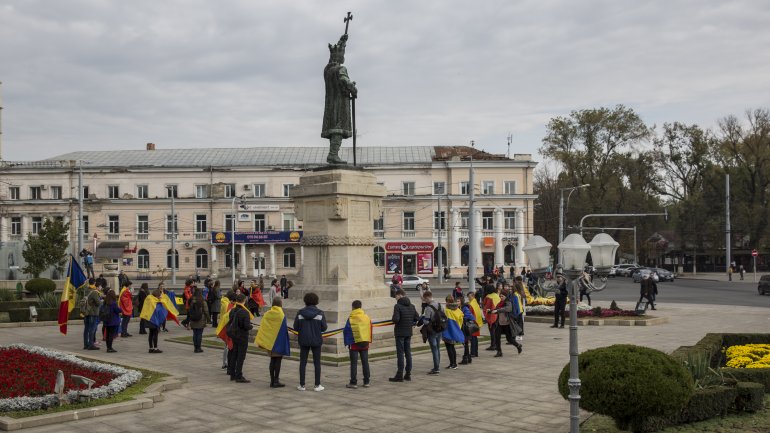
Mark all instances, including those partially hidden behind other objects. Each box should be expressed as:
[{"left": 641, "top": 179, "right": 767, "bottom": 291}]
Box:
[
  {"left": 449, "top": 365, "right": 458, "bottom": 370},
  {"left": 346, "top": 383, "right": 357, "bottom": 389},
  {"left": 154, "top": 349, "right": 163, "bottom": 353},
  {"left": 314, "top": 385, "right": 325, "bottom": 392},
  {"left": 427, "top": 370, "right": 440, "bottom": 375},
  {"left": 516, "top": 345, "right": 523, "bottom": 354},
  {"left": 363, "top": 382, "right": 370, "bottom": 388},
  {"left": 297, "top": 385, "right": 306, "bottom": 391}
]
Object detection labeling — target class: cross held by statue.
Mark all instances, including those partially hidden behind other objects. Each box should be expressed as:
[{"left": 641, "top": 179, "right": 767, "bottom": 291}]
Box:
[{"left": 344, "top": 12, "right": 353, "bottom": 35}]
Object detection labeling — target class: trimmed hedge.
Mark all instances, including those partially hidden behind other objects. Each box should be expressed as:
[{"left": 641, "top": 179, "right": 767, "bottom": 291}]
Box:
[
  {"left": 0, "top": 300, "right": 38, "bottom": 312},
  {"left": 735, "top": 381, "right": 765, "bottom": 412},
  {"left": 24, "top": 278, "right": 56, "bottom": 297}
]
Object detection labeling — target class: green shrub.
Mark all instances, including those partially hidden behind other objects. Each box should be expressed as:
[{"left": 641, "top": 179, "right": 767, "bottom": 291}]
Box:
[
  {"left": 735, "top": 381, "right": 765, "bottom": 412},
  {"left": 0, "top": 289, "right": 16, "bottom": 302},
  {"left": 557, "top": 344, "right": 694, "bottom": 431},
  {"left": 36, "top": 292, "right": 59, "bottom": 309},
  {"left": 24, "top": 278, "right": 56, "bottom": 297},
  {"left": 724, "top": 367, "right": 770, "bottom": 392}
]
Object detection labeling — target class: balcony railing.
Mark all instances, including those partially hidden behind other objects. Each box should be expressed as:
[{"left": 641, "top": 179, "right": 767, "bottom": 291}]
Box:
[
  {"left": 137, "top": 233, "right": 149, "bottom": 240},
  {"left": 165, "top": 233, "right": 178, "bottom": 240},
  {"left": 195, "top": 233, "right": 209, "bottom": 240},
  {"left": 107, "top": 234, "right": 120, "bottom": 240},
  {"left": 401, "top": 230, "right": 416, "bottom": 238},
  {"left": 9, "top": 234, "right": 22, "bottom": 241},
  {"left": 432, "top": 229, "right": 447, "bottom": 238},
  {"left": 374, "top": 230, "right": 385, "bottom": 238}
]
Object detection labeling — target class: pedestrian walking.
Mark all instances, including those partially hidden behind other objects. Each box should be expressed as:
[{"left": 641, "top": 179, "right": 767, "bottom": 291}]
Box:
[
  {"left": 389, "top": 289, "right": 418, "bottom": 382},
  {"left": 638, "top": 273, "right": 657, "bottom": 310},
  {"left": 294, "top": 292, "right": 328, "bottom": 391},
  {"left": 483, "top": 285, "right": 501, "bottom": 350}
]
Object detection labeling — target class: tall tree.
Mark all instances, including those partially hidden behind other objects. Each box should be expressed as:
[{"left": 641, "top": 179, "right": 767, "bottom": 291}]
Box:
[
  {"left": 21, "top": 218, "right": 70, "bottom": 278},
  {"left": 652, "top": 122, "right": 714, "bottom": 201}
]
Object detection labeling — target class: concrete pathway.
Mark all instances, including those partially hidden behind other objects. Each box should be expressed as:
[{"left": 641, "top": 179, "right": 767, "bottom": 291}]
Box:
[{"left": 1, "top": 301, "right": 769, "bottom": 432}]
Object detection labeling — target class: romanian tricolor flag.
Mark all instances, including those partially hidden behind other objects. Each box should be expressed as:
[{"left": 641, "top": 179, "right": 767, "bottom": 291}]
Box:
[
  {"left": 343, "top": 308, "right": 372, "bottom": 347},
  {"left": 442, "top": 306, "right": 465, "bottom": 343},
  {"left": 140, "top": 292, "right": 180, "bottom": 328},
  {"left": 483, "top": 292, "right": 502, "bottom": 324},
  {"left": 468, "top": 297, "right": 484, "bottom": 325},
  {"left": 216, "top": 301, "right": 236, "bottom": 349},
  {"left": 58, "top": 255, "right": 87, "bottom": 335},
  {"left": 255, "top": 306, "right": 290, "bottom": 356}
]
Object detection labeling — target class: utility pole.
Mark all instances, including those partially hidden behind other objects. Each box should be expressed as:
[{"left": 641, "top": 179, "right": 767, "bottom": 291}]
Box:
[
  {"left": 171, "top": 195, "right": 177, "bottom": 285},
  {"left": 726, "top": 174, "right": 731, "bottom": 280},
  {"left": 437, "top": 194, "right": 443, "bottom": 284},
  {"left": 468, "top": 153, "right": 476, "bottom": 293},
  {"left": 77, "top": 161, "right": 84, "bottom": 256},
  {"left": 0, "top": 81, "right": 4, "bottom": 161}
]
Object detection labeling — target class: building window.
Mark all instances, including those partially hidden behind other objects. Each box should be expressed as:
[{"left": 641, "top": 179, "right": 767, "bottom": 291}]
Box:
[
  {"left": 461, "top": 245, "right": 469, "bottom": 266},
  {"left": 403, "top": 212, "right": 415, "bottom": 231},
  {"left": 195, "top": 184, "right": 210, "bottom": 199},
  {"left": 136, "top": 185, "right": 148, "bottom": 199},
  {"left": 253, "top": 183, "right": 266, "bottom": 198},
  {"left": 461, "top": 211, "right": 469, "bottom": 229},
  {"left": 9, "top": 186, "right": 19, "bottom": 200},
  {"left": 224, "top": 214, "right": 235, "bottom": 232},
  {"left": 402, "top": 182, "right": 415, "bottom": 196},
  {"left": 482, "top": 211, "right": 493, "bottom": 230},
  {"left": 225, "top": 249, "right": 239, "bottom": 269},
  {"left": 434, "top": 211, "right": 446, "bottom": 230},
  {"left": 137, "top": 249, "right": 150, "bottom": 269},
  {"left": 11, "top": 217, "right": 21, "bottom": 235},
  {"left": 82, "top": 215, "right": 89, "bottom": 234},
  {"left": 282, "top": 213, "right": 294, "bottom": 230},
  {"left": 108, "top": 185, "right": 120, "bottom": 199},
  {"left": 108, "top": 215, "right": 120, "bottom": 234},
  {"left": 460, "top": 181, "right": 469, "bottom": 195},
  {"left": 195, "top": 248, "right": 208, "bottom": 269},
  {"left": 433, "top": 247, "right": 447, "bottom": 268},
  {"left": 166, "top": 214, "right": 178, "bottom": 235},
  {"left": 283, "top": 247, "right": 296, "bottom": 268},
  {"left": 30, "top": 187, "right": 42, "bottom": 200},
  {"left": 373, "top": 215, "right": 384, "bottom": 235},
  {"left": 195, "top": 214, "right": 207, "bottom": 233},
  {"left": 254, "top": 214, "right": 266, "bottom": 231},
  {"left": 373, "top": 246, "right": 385, "bottom": 267},
  {"left": 504, "top": 245, "right": 515, "bottom": 265},
  {"left": 166, "top": 249, "right": 179, "bottom": 269},
  {"left": 282, "top": 184, "right": 295, "bottom": 197},
  {"left": 166, "top": 185, "right": 178, "bottom": 198},
  {"left": 82, "top": 186, "right": 90, "bottom": 198},
  {"left": 137, "top": 215, "right": 149, "bottom": 234},
  {"left": 482, "top": 181, "right": 495, "bottom": 195},
  {"left": 504, "top": 211, "right": 516, "bottom": 230},
  {"left": 31, "top": 216, "right": 43, "bottom": 234},
  {"left": 224, "top": 183, "right": 236, "bottom": 198},
  {"left": 51, "top": 186, "right": 62, "bottom": 200},
  {"left": 504, "top": 181, "right": 517, "bottom": 195},
  {"left": 433, "top": 182, "right": 445, "bottom": 195}
]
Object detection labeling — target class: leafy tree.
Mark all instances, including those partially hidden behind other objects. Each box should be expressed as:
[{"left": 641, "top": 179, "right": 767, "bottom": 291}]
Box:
[
  {"left": 652, "top": 122, "right": 714, "bottom": 201},
  {"left": 21, "top": 218, "right": 70, "bottom": 278}
]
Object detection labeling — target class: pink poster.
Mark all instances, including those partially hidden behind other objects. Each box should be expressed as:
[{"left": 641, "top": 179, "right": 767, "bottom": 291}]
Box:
[{"left": 417, "top": 253, "right": 433, "bottom": 275}]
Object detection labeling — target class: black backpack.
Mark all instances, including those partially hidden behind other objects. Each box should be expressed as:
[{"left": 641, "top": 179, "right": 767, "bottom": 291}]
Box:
[
  {"left": 189, "top": 301, "right": 203, "bottom": 322},
  {"left": 226, "top": 309, "right": 239, "bottom": 338},
  {"left": 427, "top": 304, "right": 448, "bottom": 333},
  {"left": 98, "top": 303, "right": 111, "bottom": 323}
]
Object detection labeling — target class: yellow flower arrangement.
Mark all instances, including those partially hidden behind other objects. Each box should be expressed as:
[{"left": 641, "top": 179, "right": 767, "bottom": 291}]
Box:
[{"left": 723, "top": 344, "right": 770, "bottom": 369}]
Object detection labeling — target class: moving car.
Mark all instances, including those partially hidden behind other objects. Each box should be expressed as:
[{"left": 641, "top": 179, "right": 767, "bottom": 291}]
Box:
[
  {"left": 610, "top": 264, "right": 638, "bottom": 277},
  {"left": 401, "top": 275, "right": 429, "bottom": 291},
  {"left": 622, "top": 265, "right": 643, "bottom": 277},
  {"left": 651, "top": 267, "right": 675, "bottom": 282},
  {"left": 632, "top": 268, "right": 660, "bottom": 283},
  {"left": 758, "top": 275, "right": 770, "bottom": 295}
]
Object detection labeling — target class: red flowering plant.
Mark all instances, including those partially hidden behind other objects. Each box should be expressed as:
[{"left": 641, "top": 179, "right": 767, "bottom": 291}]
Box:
[
  {"left": 577, "top": 306, "right": 638, "bottom": 318},
  {"left": 0, "top": 345, "right": 142, "bottom": 412}
]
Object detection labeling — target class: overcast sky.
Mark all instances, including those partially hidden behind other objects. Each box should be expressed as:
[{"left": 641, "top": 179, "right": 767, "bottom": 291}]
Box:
[{"left": 1, "top": 0, "right": 769, "bottom": 162}]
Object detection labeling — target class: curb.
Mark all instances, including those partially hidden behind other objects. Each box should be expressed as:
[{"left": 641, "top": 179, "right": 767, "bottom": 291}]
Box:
[{"left": 0, "top": 375, "right": 187, "bottom": 431}]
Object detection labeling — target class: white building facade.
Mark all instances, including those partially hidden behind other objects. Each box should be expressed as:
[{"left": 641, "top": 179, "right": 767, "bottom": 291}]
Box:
[{"left": 0, "top": 145, "right": 536, "bottom": 281}]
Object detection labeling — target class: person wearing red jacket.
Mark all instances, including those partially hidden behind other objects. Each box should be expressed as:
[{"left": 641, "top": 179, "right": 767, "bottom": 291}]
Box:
[
  {"left": 119, "top": 281, "right": 134, "bottom": 338},
  {"left": 482, "top": 283, "right": 502, "bottom": 352}
]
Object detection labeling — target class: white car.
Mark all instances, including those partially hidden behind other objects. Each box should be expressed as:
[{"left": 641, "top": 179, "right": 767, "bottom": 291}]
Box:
[
  {"left": 400, "top": 275, "right": 429, "bottom": 290},
  {"left": 610, "top": 264, "right": 638, "bottom": 277}
]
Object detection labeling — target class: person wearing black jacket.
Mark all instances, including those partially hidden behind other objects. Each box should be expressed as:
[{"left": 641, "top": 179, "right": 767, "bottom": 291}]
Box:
[
  {"left": 137, "top": 283, "right": 149, "bottom": 335},
  {"left": 293, "top": 292, "right": 328, "bottom": 391},
  {"left": 228, "top": 294, "right": 254, "bottom": 383},
  {"left": 551, "top": 273, "right": 568, "bottom": 328},
  {"left": 389, "top": 289, "right": 419, "bottom": 382}
]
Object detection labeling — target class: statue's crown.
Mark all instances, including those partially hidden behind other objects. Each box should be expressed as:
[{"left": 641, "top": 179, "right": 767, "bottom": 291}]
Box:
[{"left": 328, "top": 40, "right": 346, "bottom": 61}]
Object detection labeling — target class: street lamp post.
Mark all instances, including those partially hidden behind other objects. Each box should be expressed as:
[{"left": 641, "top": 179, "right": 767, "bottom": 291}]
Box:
[
  {"left": 231, "top": 195, "right": 245, "bottom": 283},
  {"left": 524, "top": 232, "right": 618, "bottom": 433},
  {"left": 559, "top": 184, "right": 590, "bottom": 265}
]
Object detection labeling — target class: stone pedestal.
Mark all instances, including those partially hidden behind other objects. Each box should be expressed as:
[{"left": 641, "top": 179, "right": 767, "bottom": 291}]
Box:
[{"left": 286, "top": 168, "right": 395, "bottom": 357}]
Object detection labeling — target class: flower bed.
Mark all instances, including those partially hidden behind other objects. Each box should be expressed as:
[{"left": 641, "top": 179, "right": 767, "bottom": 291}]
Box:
[
  {"left": 0, "top": 344, "right": 142, "bottom": 412},
  {"left": 576, "top": 307, "right": 638, "bottom": 318},
  {"left": 724, "top": 344, "right": 770, "bottom": 369}
]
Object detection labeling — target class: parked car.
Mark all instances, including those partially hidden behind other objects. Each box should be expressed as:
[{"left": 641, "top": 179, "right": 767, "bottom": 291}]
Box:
[
  {"left": 401, "top": 275, "right": 429, "bottom": 291},
  {"left": 632, "top": 268, "right": 660, "bottom": 283},
  {"left": 758, "top": 275, "right": 770, "bottom": 295},
  {"left": 622, "top": 265, "right": 643, "bottom": 277},
  {"left": 610, "top": 264, "right": 638, "bottom": 277},
  {"left": 651, "top": 267, "right": 675, "bottom": 282}
]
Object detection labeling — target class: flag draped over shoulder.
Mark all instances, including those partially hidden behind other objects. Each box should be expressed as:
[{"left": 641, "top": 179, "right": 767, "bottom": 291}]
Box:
[
  {"left": 216, "top": 302, "right": 236, "bottom": 349},
  {"left": 58, "top": 255, "right": 87, "bottom": 335},
  {"left": 442, "top": 307, "right": 465, "bottom": 343},
  {"left": 468, "top": 298, "right": 484, "bottom": 325},
  {"left": 343, "top": 308, "right": 372, "bottom": 347},
  {"left": 255, "top": 306, "right": 290, "bottom": 356},
  {"left": 140, "top": 293, "right": 180, "bottom": 328}
]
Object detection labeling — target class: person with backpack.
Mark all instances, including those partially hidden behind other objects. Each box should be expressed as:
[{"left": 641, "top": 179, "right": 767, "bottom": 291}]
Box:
[
  {"left": 420, "top": 290, "right": 445, "bottom": 375},
  {"left": 101, "top": 290, "right": 122, "bottom": 353},
  {"left": 189, "top": 287, "right": 210, "bottom": 353},
  {"left": 459, "top": 293, "right": 480, "bottom": 365},
  {"left": 293, "top": 292, "right": 328, "bottom": 392},
  {"left": 208, "top": 280, "right": 222, "bottom": 327},
  {"left": 227, "top": 293, "right": 254, "bottom": 383},
  {"left": 82, "top": 279, "right": 102, "bottom": 350},
  {"left": 389, "top": 289, "right": 418, "bottom": 383}
]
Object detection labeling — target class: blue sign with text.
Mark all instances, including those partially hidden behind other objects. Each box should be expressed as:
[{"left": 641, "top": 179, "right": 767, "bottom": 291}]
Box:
[{"left": 211, "top": 231, "right": 302, "bottom": 244}]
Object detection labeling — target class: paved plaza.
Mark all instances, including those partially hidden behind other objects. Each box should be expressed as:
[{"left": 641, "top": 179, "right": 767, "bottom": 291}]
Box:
[{"left": 1, "top": 299, "right": 768, "bottom": 433}]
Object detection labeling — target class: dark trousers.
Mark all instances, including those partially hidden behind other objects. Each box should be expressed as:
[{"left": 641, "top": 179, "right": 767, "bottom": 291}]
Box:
[
  {"left": 105, "top": 325, "right": 117, "bottom": 350},
  {"left": 299, "top": 345, "right": 322, "bottom": 387},
  {"left": 148, "top": 328, "right": 159, "bottom": 349},
  {"left": 269, "top": 356, "right": 283, "bottom": 384},
  {"left": 463, "top": 339, "right": 470, "bottom": 359},
  {"left": 638, "top": 294, "right": 655, "bottom": 309},
  {"left": 494, "top": 323, "right": 519, "bottom": 353},
  {"left": 192, "top": 328, "right": 203, "bottom": 350},
  {"left": 444, "top": 342, "right": 457, "bottom": 366},
  {"left": 470, "top": 335, "right": 478, "bottom": 356},
  {"left": 83, "top": 316, "right": 97, "bottom": 348},
  {"left": 211, "top": 312, "right": 219, "bottom": 327},
  {"left": 395, "top": 336, "right": 412, "bottom": 375},
  {"left": 580, "top": 289, "right": 591, "bottom": 306},
  {"left": 120, "top": 315, "right": 131, "bottom": 335},
  {"left": 281, "top": 286, "right": 288, "bottom": 299},
  {"left": 488, "top": 323, "right": 498, "bottom": 349},
  {"left": 139, "top": 318, "right": 146, "bottom": 334},
  {"left": 554, "top": 301, "right": 566, "bottom": 326},
  {"left": 349, "top": 349, "right": 370, "bottom": 385},
  {"left": 228, "top": 340, "right": 248, "bottom": 379}
]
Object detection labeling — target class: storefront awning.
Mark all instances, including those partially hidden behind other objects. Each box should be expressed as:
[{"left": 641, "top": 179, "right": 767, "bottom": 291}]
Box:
[{"left": 96, "top": 242, "right": 129, "bottom": 260}]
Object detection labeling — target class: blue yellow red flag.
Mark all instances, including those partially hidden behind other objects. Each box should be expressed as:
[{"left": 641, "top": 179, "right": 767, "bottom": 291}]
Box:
[
  {"left": 442, "top": 306, "right": 465, "bottom": 343},
  {"left": 58, "top": 254, "right": 87, "bottom": 335},
  {"left": 468, "top": 297, "right": 484, "bottom": 325},
  {"left": 255, "top": 306, "right": 290, "bottom": 356},
  {"left": 343, "top": 308, "right": 372, "bottom": 346}
]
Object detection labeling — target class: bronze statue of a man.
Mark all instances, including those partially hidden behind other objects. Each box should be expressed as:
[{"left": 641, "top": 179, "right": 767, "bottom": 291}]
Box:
[{"left": 322, "top": 33, "right": 357, "bottom": 165}]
